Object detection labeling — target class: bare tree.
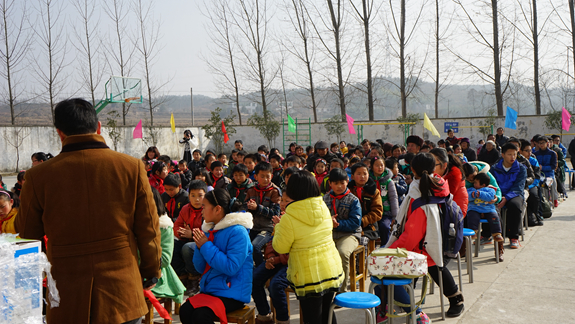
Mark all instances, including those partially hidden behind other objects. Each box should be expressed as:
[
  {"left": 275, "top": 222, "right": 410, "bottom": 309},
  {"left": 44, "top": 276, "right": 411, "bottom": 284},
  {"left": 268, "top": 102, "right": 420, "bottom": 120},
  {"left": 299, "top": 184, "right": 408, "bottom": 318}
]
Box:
[
  {"left": 502, "top": 0, "right": 551, "bottom": 115},
  {"left": 550, "top": 0, "right": 575, "bottom": 88},
  {"left": 72, "top": 0, "right": 104, "bottom": 106},
  {"left": 32, "top": 0, "right": 69, "bottom": 123},
  {"left": 3, "top": 126, "right": 30, "bottom": 171},
  {"left": 383, "top": 0, "right": 427, "bottom": 118},
  {"left": 201, "top": 0, "right": 243, "bottom": 124},
  {"left": 326, "top": 0, "right": 347, "bottom": 121},
  {"left": 451, "top": 0, "right": 516, "bottom": 117},
  {"left": 133, "top": 0, "right": 168, "bottom": 126},
  {"left": 104, "top": 0, "right": 136, "bottom": 125},
  {"left": 232, "top": 0, "right": 276, "bottom": 113},
  {"left": 283, "top": 0, "right": 319, "bottom": 122},
  {"left": 350, "top": 0, "right": 378, "bottom": 121},
  {"left": 0, "top": 0, "right": 33, "bottom": 125}
]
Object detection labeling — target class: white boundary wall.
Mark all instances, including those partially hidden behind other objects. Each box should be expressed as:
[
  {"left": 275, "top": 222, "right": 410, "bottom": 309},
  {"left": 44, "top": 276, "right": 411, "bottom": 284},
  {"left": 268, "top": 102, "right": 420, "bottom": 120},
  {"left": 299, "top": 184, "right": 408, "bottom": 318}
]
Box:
[{"left": 0, "top": 115, "right": 568, "bottom": 172}]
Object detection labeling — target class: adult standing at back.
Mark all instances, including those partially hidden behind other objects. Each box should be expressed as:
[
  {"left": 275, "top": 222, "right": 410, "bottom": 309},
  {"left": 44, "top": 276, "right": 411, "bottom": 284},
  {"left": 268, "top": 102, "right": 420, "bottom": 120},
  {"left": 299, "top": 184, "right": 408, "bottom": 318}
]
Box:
[
  {"left": 16, "top": 98, "right": 162, "bottom": 324},
  {"left": 495, "top": 127, "right": 509, "bottom": 147},
  {"left": 306, "top": 141, "right": 336, "bottom": 172}
]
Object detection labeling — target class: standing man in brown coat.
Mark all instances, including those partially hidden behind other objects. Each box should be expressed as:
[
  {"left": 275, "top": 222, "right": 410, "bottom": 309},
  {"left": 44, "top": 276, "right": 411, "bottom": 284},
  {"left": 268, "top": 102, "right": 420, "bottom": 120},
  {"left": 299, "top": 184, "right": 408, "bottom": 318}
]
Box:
[{"left": 16, "top": 98, "right": 162, "bottom": 324}]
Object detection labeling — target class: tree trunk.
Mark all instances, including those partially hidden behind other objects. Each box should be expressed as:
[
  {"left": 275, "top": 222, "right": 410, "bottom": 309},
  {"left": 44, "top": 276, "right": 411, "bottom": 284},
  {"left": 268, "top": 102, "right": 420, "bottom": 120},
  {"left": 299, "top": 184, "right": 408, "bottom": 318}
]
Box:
[
  {"left": 400, "top": 0, "right": 407, "bottom": 118},
  {"left": 3, "top": 9, "right": 14, "bottom": 125},
  {"left": 434, "top": 0, "right": 439, "bottom": 119},
  {"left": 570, "top": 0, "right": 575, "bottom": 88},
  {"left": 532, "top": 0, "right": 541, "bottom": 115},
  {"left": 327, "top": 0, "right": 346, "bottom": 121},
  {"left": 362, "top": 0, "right": 374, "bottom": 121},
  {"left": 491, "top": 0, "right": 504, "bottom": 116}
]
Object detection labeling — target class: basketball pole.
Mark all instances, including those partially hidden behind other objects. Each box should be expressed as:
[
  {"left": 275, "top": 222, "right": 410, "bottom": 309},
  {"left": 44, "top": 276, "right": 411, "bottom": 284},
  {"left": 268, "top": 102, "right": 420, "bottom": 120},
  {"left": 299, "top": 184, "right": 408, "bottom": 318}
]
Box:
[{"left": 191, "top": 87, "right": 194, "bottom": 126}]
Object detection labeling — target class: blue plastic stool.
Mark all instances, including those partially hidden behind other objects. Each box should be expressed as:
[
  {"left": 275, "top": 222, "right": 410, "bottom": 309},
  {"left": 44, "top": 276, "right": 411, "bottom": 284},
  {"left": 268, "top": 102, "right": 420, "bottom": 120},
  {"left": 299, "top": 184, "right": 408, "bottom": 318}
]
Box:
[
  {"left": 327, "top": 292, "right": 380, "bottom": 324},
  {"left": 367, "top": 277, "right": 418, "bottom": 324},
  {"left": 474, "top": 219, "right": 500, "bottom": 263},
  {"left": 463, "top": 228, "right": 475, "bottom": 283}
]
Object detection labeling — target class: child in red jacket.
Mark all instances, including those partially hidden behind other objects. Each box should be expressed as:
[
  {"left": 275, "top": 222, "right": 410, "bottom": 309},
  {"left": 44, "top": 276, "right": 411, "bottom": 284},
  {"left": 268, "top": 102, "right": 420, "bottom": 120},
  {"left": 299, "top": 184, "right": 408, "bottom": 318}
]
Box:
[
  {"left": 172, "top": 180, "right": 207, "bottom": 295},
  {"left": 386, "top": 153, "right": 464, "bottom": 320}
]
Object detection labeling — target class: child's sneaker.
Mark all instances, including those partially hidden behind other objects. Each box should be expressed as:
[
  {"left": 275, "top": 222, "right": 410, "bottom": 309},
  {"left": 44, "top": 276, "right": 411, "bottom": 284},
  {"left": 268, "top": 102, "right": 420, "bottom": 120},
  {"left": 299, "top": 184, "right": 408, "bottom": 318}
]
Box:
[
  {"left": 492, "top": 233, "right": 504, "bottom": 242},
  {"left": 480, "top": 236, "right": 492, "bottom": 245},
  {"left": 417, "top": 312, "right": 431, "bottom": 324},
  {"left": 509, "top": 239, "right": 520, "bottom": 249}
]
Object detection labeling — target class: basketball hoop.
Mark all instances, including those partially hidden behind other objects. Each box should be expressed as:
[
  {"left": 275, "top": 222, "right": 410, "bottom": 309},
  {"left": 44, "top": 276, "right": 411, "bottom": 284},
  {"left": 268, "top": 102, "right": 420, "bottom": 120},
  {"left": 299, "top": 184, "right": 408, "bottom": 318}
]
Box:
[
  {"left": 95, "top": 76, "right": 143, "bottom": 114},
  {"left": 124, "top": 97, "right": 140, "bottom": 103}
]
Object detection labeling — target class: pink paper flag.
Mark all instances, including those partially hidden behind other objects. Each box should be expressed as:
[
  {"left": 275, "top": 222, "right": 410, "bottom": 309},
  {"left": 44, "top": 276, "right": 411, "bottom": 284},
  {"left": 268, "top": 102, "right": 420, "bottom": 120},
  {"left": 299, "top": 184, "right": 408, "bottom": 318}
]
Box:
[
  {"left": 346, "top": 114, "right": 356, "bottom": 134},
  {"left": 562, "top": 107, "right": 571, "bottom": 131},
  {"left": 133, "top": 119, "right": 143, "bottom": 139}
]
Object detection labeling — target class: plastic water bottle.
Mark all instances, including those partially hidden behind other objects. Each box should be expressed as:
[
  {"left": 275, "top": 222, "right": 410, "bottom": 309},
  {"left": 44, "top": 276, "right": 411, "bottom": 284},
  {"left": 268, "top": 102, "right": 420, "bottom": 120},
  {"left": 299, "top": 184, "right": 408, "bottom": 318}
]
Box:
[{"left": 447, "top": 223, "right": 456, "bottom": 253}]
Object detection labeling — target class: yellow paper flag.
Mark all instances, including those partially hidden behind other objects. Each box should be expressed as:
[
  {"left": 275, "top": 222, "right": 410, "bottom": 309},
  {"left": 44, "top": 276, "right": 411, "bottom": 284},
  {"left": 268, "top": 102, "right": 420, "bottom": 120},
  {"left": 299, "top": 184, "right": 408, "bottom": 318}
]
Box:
[
  {"left": 170, "top": 113, "right": 176, "bottom": 133},
  {"left": 423, "top": 113, "right": 440, "bottom": 137}
]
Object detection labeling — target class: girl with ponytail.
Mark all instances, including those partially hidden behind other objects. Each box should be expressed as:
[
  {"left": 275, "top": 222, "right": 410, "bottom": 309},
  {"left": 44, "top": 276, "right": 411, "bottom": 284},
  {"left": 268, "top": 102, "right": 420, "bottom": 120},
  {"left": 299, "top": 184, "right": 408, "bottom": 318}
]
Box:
[
  {"left": 386, "top": 153, "right": 465, "bottom": 319},
  {"left": 179, "top": 188, "right": 254, "bottom": 324},
  {"left": 430, "top": 148, "right": 469, "bottom": 216}
]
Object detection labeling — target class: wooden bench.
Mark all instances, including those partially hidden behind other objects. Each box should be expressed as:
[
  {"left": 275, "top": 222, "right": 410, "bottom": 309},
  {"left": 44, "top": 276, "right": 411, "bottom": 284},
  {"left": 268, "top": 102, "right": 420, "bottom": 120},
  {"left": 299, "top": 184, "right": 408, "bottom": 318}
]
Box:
[
  {"left": 145, "top": 298, "right": 173, "bottom": 324},
  {"left": 350, "top": 245, "right": 366, "bottom": 292},
  {"left": 270, "top": 287, "right": 303, "bottom": 324},
  {"left": 216, "top": 305, "right": 255, "bottom": 324}
]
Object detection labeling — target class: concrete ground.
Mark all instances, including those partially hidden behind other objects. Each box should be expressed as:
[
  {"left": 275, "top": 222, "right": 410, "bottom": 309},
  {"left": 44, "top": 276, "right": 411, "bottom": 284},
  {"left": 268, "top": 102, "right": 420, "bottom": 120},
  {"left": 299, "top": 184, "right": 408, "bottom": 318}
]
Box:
[
  {"left": 4, "top": 172, "right": 572, "bottom": 323},
  {"left": 152, "top": 193, "right": 573, "bottom": 324}
]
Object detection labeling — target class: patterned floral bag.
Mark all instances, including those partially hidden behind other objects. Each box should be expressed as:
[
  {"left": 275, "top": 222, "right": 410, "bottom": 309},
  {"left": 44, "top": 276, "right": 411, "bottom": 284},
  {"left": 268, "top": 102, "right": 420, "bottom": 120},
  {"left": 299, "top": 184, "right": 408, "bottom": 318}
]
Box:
[{"left": 368, "top": 247, "right": 428, "bottom": 278}]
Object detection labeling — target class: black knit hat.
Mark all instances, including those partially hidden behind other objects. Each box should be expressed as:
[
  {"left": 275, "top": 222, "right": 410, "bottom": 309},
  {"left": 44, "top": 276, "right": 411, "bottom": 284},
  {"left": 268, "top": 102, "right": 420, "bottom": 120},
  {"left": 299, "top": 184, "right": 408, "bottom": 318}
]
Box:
[{"left": 406, "top": 135, "right": 424, "bottom": 147}]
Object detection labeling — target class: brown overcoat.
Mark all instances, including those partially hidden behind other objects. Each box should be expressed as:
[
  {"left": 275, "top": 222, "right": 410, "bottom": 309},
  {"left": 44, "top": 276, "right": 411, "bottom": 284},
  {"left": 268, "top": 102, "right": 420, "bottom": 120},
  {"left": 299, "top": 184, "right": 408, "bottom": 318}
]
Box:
[{"left": 16, "top": 134, "right": 162, "bottom": 324}]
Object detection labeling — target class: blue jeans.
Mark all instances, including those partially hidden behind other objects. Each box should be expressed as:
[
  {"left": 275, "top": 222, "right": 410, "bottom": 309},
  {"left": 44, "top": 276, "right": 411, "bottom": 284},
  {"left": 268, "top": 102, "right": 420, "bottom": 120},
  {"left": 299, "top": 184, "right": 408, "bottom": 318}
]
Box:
[
  {"left": 374, "top": 285, "right": 422, "bottom": 315},
  {"left": 378, "top": 214, "right": 393, "bottom": 246},
  {"left": 249, "top": 230, "right": 272, "bottom": 266},
  {"left": 172, "top": 239, "right": 199, "bottom": 276},
  {"left": 252, "top": 262, "right": 290, "bottom": 321},
  {"left": 467, "top": 210, "right": 502, "bottom": 234}
]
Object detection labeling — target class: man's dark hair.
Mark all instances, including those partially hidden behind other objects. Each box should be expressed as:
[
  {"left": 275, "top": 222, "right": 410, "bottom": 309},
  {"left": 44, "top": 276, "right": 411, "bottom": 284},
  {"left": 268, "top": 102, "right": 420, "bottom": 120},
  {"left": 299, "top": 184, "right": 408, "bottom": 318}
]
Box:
[
  {"left": 164, "top": 173, "right": 181, "bottom": 187},
  {"left": 474, "top": 173, "right": 490, "bottom": 187},
  {"left": 501, "top": 142, "right": 519, "bottom": 154},
  {"left": 193, "top": 149, "right": 201, "bottom": 155},
  {"left": 403, "top": 152, "right": 416, "bottom": 164},
  {"left": 437, "top": 139, "right": 446, "bottom": 145},
  {"left": 237, "top": 150, "right": 247, "bottom": 157},
  {"left": 54, "top": 98, "right": 99, "bottom": 135},
  {"left": 329, "top": 168, "right": 348, "bottom": 182},
  {"left": 178, "top": 160, "right": 187, "bottom": 166},
  {"left": 351, "top": 162, "right": 368, "bottom": 175},
  {"left": 217, "top": 153, "right": 226, "bottom": 159},
  {"left": 188, "top": 179, "right": 208, "bottom": 193},
  {"left": 287, "top": 171, "right": 321, "bottom": 201},
  {"left": 254, "top": 161, "right": 273, "bottom": 174},
  {"left": 232, "top": 164, "right": 249, "bottom": 175},
  {"left": 235, "top": 139, "right": 243, "bottom": 144}
]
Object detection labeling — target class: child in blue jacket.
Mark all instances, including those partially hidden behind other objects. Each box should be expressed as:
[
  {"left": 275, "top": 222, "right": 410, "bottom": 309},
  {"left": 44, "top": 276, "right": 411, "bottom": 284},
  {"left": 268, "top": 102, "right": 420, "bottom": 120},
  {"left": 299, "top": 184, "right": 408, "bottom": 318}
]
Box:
[
  {"left": 466, "top": 173, "right": 503, "bottom": 243},
  {"left": 324, "top": 168, "right": 362, "bottom": 293},
  {"left": 179, "top": 189, "right": 253, "bottom": 324}
]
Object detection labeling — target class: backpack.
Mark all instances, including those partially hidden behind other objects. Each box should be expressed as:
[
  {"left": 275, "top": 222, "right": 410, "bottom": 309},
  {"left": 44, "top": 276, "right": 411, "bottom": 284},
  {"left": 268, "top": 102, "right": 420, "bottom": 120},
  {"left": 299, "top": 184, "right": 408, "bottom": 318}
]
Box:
[{"left": 410, "top": 194, "right": 464, "bottom": 259}]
